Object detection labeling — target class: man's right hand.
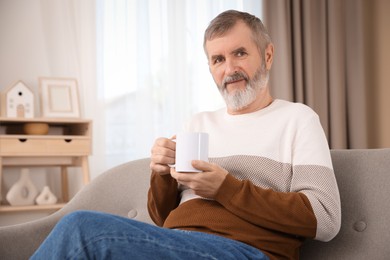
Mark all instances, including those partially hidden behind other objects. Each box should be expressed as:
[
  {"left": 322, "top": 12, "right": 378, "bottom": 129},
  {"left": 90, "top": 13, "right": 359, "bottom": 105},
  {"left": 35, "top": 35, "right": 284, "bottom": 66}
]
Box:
[{"left": 150, "top": 137, "right": 176, "bottom": 175}]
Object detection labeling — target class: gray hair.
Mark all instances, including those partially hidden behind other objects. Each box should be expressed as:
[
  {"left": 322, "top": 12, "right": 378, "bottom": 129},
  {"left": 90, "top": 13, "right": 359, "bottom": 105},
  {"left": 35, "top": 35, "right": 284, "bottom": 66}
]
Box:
[{"left": 203, "top": 10, "right": 272, "bottom": 58}]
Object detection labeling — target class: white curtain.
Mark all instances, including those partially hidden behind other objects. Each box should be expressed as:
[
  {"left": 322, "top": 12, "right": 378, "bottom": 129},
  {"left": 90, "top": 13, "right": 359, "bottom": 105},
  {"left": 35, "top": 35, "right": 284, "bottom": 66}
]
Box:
[
  {"left": 36, "top": 0, "right": 264, "bottom": 180},
  {"left": 39, "top": 0, "right": 263, "bottom": 179},
  {"left": 94, "top": 0, "right": 264, "bottom": 175},
  {"left": 38, "top": 0, "right": 98, "bottom": 192}
]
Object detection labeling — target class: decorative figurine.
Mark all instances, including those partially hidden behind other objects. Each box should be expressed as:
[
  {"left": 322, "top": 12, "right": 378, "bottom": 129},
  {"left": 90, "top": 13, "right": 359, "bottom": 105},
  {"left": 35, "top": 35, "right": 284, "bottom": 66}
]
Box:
[
  {"left": 36, "top": 186, "right": 58, "bottom": 205},
  {"left": 6, "top": 168, "right": 38, "bottom": 206}
]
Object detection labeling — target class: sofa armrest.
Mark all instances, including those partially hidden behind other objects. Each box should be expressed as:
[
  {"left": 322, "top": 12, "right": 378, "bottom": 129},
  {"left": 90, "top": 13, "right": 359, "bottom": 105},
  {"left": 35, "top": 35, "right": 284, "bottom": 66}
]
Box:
[
  {"left": 301, "top": 149, "right": 390, "bottom": 259},
  {"left": 0, "top": 158, "right": 153, "bottom": 260}
]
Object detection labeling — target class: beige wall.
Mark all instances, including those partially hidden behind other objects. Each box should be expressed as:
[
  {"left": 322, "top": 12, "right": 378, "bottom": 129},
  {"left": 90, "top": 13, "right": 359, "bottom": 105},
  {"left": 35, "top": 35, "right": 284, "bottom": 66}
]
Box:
[{"left": 0, "top": 0, "right": 50, "bottom": 114}]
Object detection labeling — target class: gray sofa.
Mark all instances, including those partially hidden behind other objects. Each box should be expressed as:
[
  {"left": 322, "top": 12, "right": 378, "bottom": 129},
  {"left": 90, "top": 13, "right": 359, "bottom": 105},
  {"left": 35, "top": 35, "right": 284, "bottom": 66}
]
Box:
[{"left": 0, "top": 149, "right": 389, "bottom": 259}]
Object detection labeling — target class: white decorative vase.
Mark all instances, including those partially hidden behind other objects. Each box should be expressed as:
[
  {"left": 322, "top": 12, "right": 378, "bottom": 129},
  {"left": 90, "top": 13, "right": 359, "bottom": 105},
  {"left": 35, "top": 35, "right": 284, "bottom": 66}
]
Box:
[
  {"left": 6, "top": 168, "right": 38, "bottom": 206},
  {"left": 36, "top": 186, "right": 58, "bottom": 205}
]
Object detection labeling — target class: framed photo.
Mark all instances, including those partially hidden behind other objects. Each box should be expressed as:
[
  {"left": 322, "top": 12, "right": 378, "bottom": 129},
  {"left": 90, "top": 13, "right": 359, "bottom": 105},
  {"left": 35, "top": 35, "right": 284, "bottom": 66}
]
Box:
[{"left": 39, "top": 77, "right": 81, "bottom": 118}]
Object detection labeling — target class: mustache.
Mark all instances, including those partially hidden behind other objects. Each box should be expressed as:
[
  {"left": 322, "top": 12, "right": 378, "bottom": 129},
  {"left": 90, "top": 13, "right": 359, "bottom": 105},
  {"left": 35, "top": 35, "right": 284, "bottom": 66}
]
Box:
[{"left": 222, "top": 71, "right": 249, "bottom": 88}]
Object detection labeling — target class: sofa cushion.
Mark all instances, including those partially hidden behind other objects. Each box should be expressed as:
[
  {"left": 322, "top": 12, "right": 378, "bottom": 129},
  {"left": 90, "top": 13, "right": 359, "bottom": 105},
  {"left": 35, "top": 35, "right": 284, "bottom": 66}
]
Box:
[{"left": 300, "top": 149, "right": 390, "bottom": 259}]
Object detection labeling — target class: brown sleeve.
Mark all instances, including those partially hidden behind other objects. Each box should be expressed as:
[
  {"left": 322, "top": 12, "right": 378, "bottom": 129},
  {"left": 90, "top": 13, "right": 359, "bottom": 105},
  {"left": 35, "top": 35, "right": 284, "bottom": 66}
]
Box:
[
  {"left": 214, "top": 174, "right": 317, "bottom": 238},
  {"left": 147, "top": 171, "right": 180, "bottom": 226}
]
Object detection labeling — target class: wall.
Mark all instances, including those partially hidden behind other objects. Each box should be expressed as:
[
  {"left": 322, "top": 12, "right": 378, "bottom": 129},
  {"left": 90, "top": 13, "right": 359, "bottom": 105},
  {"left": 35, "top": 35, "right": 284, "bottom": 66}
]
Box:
[
  {"left": 0, "top": 0, "right": 84, "bottom": 226},
  {"left": 0, "top": 0, "right": 49, "bottom": 107}
]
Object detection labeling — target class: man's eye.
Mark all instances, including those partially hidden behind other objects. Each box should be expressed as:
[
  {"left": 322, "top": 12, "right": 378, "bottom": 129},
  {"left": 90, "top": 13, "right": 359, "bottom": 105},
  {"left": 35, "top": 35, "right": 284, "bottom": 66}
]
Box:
[
  {"left": 213, "top": 57, "right": 224, "bottom": 64},
  {"left": 236, "top": 51, "right": 247, "bottom": 57},
  {"left": 215, "top": 57, "right": 224, "bottom": 63}
]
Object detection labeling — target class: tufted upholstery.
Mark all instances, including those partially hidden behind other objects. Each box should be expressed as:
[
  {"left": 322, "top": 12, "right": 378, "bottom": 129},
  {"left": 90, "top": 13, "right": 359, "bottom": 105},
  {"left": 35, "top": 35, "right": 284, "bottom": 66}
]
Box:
[
  {"left": 300, "top": 149, "right": 390, "bottom": 259},
  {"left": 0, "top": 149, "right": 389, "bottom": 259}
]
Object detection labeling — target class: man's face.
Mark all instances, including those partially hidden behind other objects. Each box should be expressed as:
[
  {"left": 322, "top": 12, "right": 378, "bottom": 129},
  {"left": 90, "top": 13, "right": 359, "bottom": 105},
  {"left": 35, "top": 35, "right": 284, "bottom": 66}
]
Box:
[{"left": 205, "top": 21, "right": 270, "bottom": 112}]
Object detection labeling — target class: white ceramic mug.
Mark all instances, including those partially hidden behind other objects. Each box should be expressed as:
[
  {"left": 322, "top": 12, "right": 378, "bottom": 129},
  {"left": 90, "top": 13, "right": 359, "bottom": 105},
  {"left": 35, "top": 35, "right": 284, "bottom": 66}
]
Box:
[{"left": 174, "top": 132, "right": 209, "bottom": 172}]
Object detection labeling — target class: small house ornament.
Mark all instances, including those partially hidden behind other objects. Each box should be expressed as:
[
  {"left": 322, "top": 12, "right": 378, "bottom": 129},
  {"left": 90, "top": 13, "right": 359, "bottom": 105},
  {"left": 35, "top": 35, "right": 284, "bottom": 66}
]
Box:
[{"left": 1, "top": 81, "right": 34, "bottom": 118}]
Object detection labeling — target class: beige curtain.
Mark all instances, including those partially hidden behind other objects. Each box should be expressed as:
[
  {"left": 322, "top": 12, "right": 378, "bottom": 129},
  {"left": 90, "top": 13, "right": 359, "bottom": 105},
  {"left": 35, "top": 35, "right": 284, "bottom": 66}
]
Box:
[{"left": 263, "top": 0, "right": 369, "bottom": 149}]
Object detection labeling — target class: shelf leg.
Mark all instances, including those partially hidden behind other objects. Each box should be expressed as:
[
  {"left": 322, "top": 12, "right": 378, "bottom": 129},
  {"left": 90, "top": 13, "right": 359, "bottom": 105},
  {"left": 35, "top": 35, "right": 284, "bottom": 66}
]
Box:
[
  {"left": 81, "top": 156, "right": 90, "bottom": 185},
  {"left": 61, "top": 166, "right": 69, "bottom": 203},
  {"left": 0, "top": 157, "right": 2, "bottom": 203}
]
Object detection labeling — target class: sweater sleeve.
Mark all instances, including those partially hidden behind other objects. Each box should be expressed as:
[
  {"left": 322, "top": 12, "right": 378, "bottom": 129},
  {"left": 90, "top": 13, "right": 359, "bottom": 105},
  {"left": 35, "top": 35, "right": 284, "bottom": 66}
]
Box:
[
  {"left": 214, "top": 175, "right": 318, "bottom": 239},
  {"left": 214, "top": 112, "right": 341, "bottom": 241},
  {"left": 147, "top": 171, "right": 180, "bottom": 226},
  {"left": 290, "top": 113, "right": 341, "bottom": 241}
]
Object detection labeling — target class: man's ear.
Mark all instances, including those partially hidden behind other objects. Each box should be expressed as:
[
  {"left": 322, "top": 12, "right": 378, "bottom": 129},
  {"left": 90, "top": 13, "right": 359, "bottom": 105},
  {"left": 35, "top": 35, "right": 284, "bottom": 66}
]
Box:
[{"left": 264, "top": 43, "right": 274, "bottom": 70}]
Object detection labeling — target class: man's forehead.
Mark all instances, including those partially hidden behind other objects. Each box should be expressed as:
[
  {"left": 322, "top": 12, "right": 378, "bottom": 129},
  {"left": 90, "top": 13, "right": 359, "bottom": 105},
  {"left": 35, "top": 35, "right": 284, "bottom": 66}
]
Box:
[
  {"left": 208, "top": 44, "right": 248, "bottom": 56},
  {"left": 206, "top": 37, "right": 254, "bottom": 58},
  {"left": 205, "top": 21, "right": 255, "bottom": 54}
]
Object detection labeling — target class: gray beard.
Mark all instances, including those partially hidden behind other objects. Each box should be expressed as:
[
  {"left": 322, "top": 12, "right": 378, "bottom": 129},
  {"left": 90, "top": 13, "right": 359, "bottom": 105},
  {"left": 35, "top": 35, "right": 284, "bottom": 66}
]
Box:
[{"left": 219, "top": 65, "right": 269, "bottom": 111}]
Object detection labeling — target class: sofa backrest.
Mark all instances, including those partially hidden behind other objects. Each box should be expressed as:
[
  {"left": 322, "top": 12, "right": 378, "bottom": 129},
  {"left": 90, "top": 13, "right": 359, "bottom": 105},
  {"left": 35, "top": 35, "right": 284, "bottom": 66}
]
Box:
[
  {"left": 118, "top": 149, "right": 390, "bottom": 258},
  {"left": 301, "top": 149, "right": 390, "bottom": 259},
  {"left": 46, "top": 149, "right": 390, "bottom": 259},
  {"left": 1, "top": 149, "right": 388, "bottom": 259},
  {"left": 111, "top": 149, "right": 390, "bottom": 259}
]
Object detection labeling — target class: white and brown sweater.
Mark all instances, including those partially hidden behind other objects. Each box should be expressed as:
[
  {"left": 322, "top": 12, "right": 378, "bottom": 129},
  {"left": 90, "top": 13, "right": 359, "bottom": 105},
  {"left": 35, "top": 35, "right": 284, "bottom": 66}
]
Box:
[{"left": 148, "top": 99, "right": 341, "bottom": 259}]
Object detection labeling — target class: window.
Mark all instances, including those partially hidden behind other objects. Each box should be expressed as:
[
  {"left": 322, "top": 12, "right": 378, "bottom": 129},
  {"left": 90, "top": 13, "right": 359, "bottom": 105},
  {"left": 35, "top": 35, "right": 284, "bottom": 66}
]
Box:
[{"left": 96, "top": 0, "right": 263, "bottom": 169}]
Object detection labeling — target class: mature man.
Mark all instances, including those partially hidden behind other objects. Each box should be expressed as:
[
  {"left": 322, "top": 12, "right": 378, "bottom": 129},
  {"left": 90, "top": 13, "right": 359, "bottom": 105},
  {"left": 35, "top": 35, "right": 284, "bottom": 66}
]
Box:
[{"left": 32, "top": 10, "right": 340, "bottom": 260}]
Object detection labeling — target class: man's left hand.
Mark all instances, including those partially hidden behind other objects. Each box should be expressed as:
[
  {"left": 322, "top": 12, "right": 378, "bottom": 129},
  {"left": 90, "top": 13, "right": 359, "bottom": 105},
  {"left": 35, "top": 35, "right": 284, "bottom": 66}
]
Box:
[{"left": 170, "top": 160, "right": 228, "bottom": 199}]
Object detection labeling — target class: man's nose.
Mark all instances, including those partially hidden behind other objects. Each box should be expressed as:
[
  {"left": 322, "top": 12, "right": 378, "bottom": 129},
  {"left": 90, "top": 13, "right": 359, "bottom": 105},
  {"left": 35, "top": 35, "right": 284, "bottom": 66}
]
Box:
[{"left": 225, "top": 59, "right": 239, "bottom": 75}]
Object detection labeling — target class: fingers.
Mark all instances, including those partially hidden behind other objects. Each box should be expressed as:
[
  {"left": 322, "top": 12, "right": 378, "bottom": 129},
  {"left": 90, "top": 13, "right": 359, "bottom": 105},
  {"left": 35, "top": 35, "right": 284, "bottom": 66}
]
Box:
[
  {"left": 151, "top": 137, "right": 176, "bottom": 155},
  {"left": 170, "top": 167, "right": 197, "bottom": 185},
  {"left": 170, "top": 161, "right": 214, "bottom": 181},
  {"left": 150, "top": 152, "right": 174, "bottom": 165},
  {"left": 170, "top": 164, "right": 228, "bottom": 199},
  {"left": 150, "top": 161, "right": 171, "bottom": 175},
  {"left": 150, "top": 137, "right": 176, "bottom": 174},
  {"left": 191, "top": 160, "right": 214, "bottom": 172}
]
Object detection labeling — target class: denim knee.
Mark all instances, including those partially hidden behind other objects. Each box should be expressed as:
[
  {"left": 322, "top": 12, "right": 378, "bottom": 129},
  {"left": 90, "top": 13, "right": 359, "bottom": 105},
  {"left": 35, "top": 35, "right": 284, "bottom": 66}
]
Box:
[
  {"left": 57, "top": 210, "right": 101, "bottom": 231},
  {"left": 61, "top": 210, "right": 94, "bottom": 222}
]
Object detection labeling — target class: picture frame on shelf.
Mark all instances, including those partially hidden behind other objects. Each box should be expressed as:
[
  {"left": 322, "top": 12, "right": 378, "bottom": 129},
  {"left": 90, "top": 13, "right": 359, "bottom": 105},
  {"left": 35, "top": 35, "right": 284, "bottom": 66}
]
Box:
[{"left": 39, "top": 77, "right": 80, "bottom": 118}]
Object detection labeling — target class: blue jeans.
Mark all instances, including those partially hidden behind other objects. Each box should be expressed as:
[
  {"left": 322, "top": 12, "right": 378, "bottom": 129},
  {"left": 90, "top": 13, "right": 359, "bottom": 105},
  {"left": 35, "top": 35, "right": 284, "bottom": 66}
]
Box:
[{"left": 30, "top": 210, "right": 269, "bottom": 259}]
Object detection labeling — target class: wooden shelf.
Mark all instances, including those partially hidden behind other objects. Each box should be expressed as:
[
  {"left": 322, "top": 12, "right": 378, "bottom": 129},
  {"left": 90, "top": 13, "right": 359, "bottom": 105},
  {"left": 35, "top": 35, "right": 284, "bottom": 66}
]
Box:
[
  {"left": 0, "top": 117, "right": 91, "bottom": 137},
  {"left": 0, "top": 117, "right": 92, "bottom": 214},
  {"left": 0, "top": 203, "right": 67, "bottom": 213},
  {"left": 0, "top": 116, "right": 91, "bottom": 124}
]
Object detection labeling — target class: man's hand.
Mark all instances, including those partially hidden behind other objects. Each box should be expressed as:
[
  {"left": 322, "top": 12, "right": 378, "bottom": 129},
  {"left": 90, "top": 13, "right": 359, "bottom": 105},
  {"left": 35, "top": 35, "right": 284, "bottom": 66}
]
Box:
[
  {"left": 150, "top": 137, "right": 176, "bottom": 175},
  {"left": 170, "top": 160, "right": 228, "bottom": 199}
]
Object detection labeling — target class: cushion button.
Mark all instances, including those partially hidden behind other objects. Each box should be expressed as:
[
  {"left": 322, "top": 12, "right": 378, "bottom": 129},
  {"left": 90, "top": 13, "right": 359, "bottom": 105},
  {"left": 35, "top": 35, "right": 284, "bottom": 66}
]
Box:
[
  {"left": 353, "top": 221, "right": 367, "bottom": 232},
  {"left": 127, "top": 209, "right": 138, "bottom": 219}
]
